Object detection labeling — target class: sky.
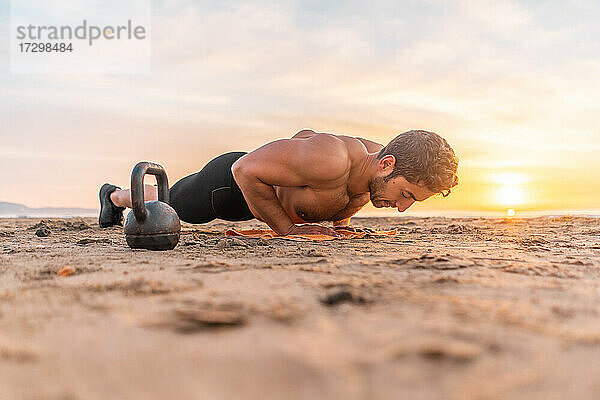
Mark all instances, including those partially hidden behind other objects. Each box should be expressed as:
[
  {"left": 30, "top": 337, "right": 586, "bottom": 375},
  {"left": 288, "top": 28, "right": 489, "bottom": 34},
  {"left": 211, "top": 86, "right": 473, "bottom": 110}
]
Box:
[{"left": 1, "top": 0, "right": 599, "bottom": 216}]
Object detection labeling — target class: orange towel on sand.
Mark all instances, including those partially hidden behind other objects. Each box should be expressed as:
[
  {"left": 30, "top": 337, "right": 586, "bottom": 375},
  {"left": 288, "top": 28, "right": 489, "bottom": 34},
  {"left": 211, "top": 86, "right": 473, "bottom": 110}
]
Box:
[{"left": 225, "top": 228, "right": 397, "bottom": 241}]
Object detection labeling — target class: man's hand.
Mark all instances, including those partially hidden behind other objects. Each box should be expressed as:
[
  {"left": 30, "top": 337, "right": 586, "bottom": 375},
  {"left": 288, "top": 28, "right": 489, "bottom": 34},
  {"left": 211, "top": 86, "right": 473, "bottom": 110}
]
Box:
[
  {"left": 288, "top": 224, "right": 344, "bottom": 237},
  {"left": 332, "top": 218, "right": 374, "bottom": 233}
]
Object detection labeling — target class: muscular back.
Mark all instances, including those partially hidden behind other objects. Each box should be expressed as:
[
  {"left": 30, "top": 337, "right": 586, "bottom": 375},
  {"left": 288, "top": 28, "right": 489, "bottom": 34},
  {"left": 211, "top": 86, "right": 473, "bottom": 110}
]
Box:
[{"left": 232, "top": 130, "right": 383, "bottom": 225}]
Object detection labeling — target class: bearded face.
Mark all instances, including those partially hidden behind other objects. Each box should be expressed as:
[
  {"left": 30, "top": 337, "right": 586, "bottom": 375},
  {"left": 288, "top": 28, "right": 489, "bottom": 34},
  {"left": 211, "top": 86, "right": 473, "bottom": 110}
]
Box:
[
  {"left": 369, "top": 176, "right": 390, "bottom": 208},
  {"left": 368, "top": 175, "right": 435, "bottom": 211}
]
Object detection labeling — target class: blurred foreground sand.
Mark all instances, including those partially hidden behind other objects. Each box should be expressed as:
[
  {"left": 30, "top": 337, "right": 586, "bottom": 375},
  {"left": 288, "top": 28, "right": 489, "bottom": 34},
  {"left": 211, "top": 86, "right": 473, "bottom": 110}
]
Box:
[{"left": 1, "top": 216, "right": 600, "bottom": 400}]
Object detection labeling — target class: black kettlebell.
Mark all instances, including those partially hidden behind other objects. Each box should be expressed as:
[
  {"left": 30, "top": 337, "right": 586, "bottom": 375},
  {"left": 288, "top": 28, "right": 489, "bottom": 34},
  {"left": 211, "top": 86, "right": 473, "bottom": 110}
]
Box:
[{"left": 124, "top": 161, "right": 181, "bottom": 250}]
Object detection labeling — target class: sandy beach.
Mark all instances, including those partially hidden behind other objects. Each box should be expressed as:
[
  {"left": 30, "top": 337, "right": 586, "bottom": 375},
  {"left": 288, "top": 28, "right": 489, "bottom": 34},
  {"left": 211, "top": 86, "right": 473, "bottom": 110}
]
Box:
[{"left": 1, "top": 216, "right": 599, "bottom": 399}]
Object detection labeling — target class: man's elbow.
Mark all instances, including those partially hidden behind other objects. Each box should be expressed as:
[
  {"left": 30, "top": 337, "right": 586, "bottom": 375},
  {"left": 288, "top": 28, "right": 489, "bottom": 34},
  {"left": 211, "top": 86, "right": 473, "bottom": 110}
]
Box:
[
  {"left": 231, "top": 157, "right": 257, "bottom": 186},
  {"left": 231, "top": 158, "right": 246, "bottom": 182}
]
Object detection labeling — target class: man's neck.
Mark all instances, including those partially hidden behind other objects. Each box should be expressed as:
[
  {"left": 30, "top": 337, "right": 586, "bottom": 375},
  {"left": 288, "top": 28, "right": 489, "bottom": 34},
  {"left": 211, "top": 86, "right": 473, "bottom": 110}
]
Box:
[{"left": 353, "top": 153, "right": 380, "bottom": 193}]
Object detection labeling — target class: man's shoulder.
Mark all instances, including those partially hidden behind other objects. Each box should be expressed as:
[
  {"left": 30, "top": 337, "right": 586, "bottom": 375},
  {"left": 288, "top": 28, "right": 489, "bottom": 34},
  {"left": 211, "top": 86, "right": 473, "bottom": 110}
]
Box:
[
  {"left": 305, "top": 135, "right": 350, "bottom": 172},
  {"left": 288, "top": 131, "right": 380, "bottom": 171},
  {"left": 298, "top": 132, "right": 382, "bottom": 153},
  {"left": 289, "top": 131, "right": 346, "bottom": 152},
  {"left": 355, "top": 137, "right": 384, "bottom": 153},
  {"left": 292, "top": 131, "right": 367, "bottom": 152},
  {"left": 280, "top": 133, "right": 349, "bottom": 180}
]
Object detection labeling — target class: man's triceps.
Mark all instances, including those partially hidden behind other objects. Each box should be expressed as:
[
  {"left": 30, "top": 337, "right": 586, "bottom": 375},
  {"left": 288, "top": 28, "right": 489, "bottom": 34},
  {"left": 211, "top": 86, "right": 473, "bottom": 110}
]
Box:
[{"left": 233, "top": 172, "right": 295, "bottom": 235}]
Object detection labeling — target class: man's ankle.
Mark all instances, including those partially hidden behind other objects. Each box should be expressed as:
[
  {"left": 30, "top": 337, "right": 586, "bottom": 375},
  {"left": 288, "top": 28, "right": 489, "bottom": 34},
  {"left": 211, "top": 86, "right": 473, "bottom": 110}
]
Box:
[{"left": 109, "top": 189, "right": 122, "bottom": 208}]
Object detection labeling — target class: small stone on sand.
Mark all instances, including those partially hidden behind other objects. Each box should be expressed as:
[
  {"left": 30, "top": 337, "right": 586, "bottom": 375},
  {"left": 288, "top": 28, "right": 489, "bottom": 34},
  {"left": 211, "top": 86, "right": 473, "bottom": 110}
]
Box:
[
  {"left": 216, "top": 239, "right": 229, "bottom": 250},
  {"left": 321, "top": 290, "right": 366, "bottom": 306},
  {"left": 230, "top": 238, "right": 249, "bottom": 247},
  {"left": 35, "top": 226, "right": 50, "bottom": 237},
  {"left": 57, "top": 266, "right": 75, "bottom": 277}
]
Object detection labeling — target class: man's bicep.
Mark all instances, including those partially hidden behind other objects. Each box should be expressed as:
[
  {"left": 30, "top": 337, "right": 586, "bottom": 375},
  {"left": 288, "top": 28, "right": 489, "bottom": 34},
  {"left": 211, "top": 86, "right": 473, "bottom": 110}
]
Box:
[
  {"left": 234, "top": 140, "right": 306, "bottom": 187},
  {"left": 234, "top": 137, "right": 348, "bottom": 187}
]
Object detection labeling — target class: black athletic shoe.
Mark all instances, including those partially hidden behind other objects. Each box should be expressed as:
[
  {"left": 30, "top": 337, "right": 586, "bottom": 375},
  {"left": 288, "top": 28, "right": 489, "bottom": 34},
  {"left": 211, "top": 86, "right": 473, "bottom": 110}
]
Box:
[{"left": 99, "top": 183, "right": 125, "bottom": 228}]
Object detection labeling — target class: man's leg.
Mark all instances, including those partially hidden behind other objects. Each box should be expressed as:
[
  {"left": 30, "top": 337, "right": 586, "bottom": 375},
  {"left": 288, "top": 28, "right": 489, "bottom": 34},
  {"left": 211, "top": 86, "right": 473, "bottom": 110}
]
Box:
[
  {"left": 98, "top": 184, "right": 157, "bottom": 228},
  {"left": 98, "top": 152, "right": 254, "bottom": 228},
  {"left": 167, "top": 152, "right": 254, "bottom": 223},
  {"left": 110, "top": 185, "right": 158, "bottom": 208}
]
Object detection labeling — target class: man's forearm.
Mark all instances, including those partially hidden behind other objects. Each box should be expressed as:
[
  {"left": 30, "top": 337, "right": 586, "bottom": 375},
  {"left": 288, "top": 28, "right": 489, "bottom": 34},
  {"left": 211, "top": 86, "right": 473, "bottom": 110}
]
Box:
[{"left": 234, "top": 177, "right": 295, "bottom": 235}]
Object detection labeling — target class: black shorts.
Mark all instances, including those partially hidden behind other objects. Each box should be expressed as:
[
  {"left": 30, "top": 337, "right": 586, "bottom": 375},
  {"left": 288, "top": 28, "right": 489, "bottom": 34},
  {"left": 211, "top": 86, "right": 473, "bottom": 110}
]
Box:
[{"left": 168, "top": 152, "right": 255, "bottom": 224}]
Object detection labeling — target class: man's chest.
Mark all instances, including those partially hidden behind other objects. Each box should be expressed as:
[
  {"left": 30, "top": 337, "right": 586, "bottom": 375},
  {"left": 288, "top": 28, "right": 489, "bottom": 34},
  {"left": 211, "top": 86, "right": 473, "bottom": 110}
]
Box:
[{"left": 276, "top": 186, "right": 369, "bottom": 222}]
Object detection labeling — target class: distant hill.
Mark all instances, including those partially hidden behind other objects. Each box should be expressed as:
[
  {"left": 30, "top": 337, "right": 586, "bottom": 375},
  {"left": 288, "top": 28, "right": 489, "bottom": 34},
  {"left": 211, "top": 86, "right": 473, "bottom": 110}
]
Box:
[{"left": 0, "top": 201, "right": 98, "bottom": 217}]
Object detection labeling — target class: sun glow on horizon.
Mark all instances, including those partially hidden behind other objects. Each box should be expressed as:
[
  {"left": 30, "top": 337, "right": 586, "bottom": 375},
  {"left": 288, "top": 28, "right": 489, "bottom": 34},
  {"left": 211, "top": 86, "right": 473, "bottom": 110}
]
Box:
[
  {"left": 496, "top": 185, "right": 524, "bottom": 206},
  {"left": 491, "top": 172, "right": 527, "bottom": 207},
  {"left": 490, "top": 173, "right": 529, "bottom": 185}
]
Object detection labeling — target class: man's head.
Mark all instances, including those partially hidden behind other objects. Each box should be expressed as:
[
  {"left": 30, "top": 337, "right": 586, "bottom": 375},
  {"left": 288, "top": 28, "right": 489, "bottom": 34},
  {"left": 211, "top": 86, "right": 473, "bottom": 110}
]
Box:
[{"left": 369, "top": 130, "right": 459, "bottom": 212}]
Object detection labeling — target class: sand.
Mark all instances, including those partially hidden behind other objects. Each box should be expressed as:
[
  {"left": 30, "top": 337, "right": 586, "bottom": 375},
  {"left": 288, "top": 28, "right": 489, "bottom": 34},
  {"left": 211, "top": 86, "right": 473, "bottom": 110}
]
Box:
[{"left": 1, "top": 216, "right": 600, "bottom": 399}]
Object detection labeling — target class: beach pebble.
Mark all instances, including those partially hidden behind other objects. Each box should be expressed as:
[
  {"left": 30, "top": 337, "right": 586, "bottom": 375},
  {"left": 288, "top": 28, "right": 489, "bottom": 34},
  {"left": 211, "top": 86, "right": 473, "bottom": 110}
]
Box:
[
  {"left": 35, "top": 226, "right": 50, "bottom": 237},
  {"left": 230, "top": 238, "right": 249, "bottom": 247},
  {"left": 165, "top": 308, "right": 247, "bottom": 333},
  {"left": 57, "top": 266, "right": 75, "bottom": 277},
  {"left": 216, "top": 239, "right": 229, "bottom": 250},
  {"left": 418, "top": 341, "right": 483, "bottom": 362},
  {"left": 183, "top": 241, "right": 203, "bottom": 246},
  {"left": 69, "top": 220, "right": 92, "bottom": 230},
  {"left": 304, "top": 249, "right": 327, "bottom": 257},
  {"left": 321, "top": 290, "right": 366, "bottom": 306}
]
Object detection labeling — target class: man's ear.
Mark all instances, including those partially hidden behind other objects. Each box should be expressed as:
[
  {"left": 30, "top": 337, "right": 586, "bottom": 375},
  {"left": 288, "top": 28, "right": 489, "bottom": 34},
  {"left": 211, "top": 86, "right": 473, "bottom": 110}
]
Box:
[{"left": 378, "top": 155, "right": 396, "bottom": 176}]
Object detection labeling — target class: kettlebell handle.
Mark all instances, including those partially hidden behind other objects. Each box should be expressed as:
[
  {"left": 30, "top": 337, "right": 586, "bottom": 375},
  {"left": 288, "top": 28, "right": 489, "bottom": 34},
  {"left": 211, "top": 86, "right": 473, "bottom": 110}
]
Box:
[{"left": 130, "top": 161, "right": 170, "bottom": 222}]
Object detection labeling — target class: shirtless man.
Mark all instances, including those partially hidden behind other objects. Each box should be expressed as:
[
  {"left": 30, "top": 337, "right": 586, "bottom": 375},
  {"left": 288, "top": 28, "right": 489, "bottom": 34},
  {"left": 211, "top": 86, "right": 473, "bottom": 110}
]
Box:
[{"left": 99, "top": 129, "right": 459, "bottom": 236}]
